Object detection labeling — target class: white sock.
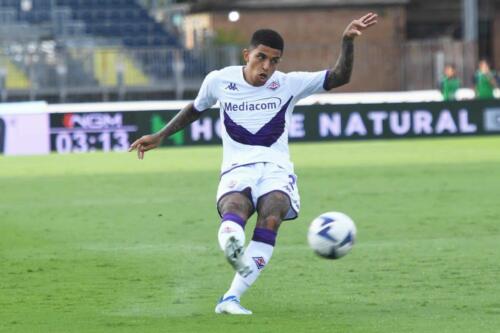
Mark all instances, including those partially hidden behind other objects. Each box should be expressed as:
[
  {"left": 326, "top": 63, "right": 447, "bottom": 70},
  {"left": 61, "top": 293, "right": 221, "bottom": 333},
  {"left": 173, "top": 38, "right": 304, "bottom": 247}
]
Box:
[
  {"left": 223, "top": 240, "right": 274, "bottom": 299},
  {"left": 218, "top": 220, "right": 245, "bottom": 251}
]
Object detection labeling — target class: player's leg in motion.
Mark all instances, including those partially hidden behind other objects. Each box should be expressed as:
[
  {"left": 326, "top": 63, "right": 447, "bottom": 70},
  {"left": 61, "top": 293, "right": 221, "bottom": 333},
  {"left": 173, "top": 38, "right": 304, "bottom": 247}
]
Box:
[
  {"left": 216, "top": 191, "right": 289, "bottom": 315},
  {"left": 215, "top": 191, "right": 256, "bottom": 315},
  {"left": 217, "top": 192, "right": 254, "bottom": 277}
]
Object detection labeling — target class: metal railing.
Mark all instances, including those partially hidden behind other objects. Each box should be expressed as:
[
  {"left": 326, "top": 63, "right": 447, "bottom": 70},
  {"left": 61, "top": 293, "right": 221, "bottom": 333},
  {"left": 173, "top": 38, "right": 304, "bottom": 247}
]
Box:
[
  {"left": 401, "top": 39, "right": 477, "bottom": 90},
  {"left": 0, "top": 39, "right": 479, "bottom": 102},
  {"left": 0, "top": 42, "right": 241, "bottom": 101}
]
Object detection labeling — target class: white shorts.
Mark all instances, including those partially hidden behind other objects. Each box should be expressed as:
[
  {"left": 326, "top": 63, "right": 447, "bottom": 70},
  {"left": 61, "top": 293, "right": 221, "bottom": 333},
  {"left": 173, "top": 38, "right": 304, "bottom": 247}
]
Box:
[{"left": 216, "top": 162, "right": 300, "bottom": 220}]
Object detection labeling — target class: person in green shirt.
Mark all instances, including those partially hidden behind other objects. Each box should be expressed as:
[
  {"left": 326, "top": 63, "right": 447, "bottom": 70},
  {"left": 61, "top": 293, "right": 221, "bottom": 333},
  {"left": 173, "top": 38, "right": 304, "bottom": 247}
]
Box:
[
  {"left": 440, "top": 64, "right": 461, "bottom": 101},
  {"left": 474, "top": 60, "right": 498, "bottom": 99}
]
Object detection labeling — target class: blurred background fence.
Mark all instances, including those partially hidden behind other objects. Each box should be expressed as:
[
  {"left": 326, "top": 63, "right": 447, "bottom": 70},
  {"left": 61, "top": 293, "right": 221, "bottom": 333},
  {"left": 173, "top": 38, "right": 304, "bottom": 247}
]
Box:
[
  {"left": 0, "top": 43, "right": 241, "bottom": 102},
  {"left": 0, "top": 0, "right": 497, "bottom": 102},
  {"left": 0, "top": 40, "right": 477, "bottom": 102}
]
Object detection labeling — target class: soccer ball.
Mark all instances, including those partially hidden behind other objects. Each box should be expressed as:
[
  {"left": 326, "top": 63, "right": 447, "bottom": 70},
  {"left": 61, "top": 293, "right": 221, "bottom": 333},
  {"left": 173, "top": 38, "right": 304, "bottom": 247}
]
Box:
[{"left": 307, "top": 211, "right": 357, "bottom": 259}]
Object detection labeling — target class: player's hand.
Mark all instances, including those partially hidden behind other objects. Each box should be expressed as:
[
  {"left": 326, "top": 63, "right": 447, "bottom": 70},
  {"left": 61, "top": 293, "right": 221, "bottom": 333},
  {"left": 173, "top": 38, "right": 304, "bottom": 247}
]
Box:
[
  {"left": 343, "top": 12, "right": 378, "bottom": 40},
  {"left": 128, "top": 134, "right": 162, "bottom": 160}
]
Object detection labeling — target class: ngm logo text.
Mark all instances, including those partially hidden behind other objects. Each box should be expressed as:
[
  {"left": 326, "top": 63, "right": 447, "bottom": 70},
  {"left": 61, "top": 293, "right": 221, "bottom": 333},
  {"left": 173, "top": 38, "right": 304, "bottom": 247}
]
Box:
[{"left": 63, "top": 113, "right": 124, "bottom": 129}]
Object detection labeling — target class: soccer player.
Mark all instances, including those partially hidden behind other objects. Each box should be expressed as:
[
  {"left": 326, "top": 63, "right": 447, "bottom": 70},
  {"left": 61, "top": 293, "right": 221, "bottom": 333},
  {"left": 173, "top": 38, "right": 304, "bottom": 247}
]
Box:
[{"left": 129, "top": 13, "right": 378, "bottom": 315}]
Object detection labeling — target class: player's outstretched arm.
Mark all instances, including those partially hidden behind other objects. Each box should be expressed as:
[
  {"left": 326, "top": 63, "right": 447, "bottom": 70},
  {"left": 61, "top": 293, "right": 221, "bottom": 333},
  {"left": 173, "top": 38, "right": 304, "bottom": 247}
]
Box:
[
  {"left": 128, "top": 102, "right": 201, "bottom": 159},
  {"left": 324, "top": 12, "right": 378, "bottom": 90}
]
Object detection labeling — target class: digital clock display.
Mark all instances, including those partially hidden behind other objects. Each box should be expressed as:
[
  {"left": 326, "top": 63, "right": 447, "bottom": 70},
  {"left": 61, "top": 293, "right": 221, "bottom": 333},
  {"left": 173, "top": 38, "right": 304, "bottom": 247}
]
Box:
[{"left": 50, "top": 112, "right": 137, "bottom": 153}]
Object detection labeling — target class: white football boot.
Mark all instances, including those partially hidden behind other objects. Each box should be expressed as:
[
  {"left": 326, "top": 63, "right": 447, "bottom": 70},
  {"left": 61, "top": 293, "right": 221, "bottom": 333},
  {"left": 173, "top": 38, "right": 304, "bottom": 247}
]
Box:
[
  {"left": 215, "top": 296, "right": 252, "bottom": 315},
  {"left": 224, "top": 236, "right": 253, "bottom": 278}
]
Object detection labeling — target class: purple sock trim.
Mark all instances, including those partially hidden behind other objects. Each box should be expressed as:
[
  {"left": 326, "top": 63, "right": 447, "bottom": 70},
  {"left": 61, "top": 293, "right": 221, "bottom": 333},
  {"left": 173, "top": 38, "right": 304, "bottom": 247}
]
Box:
[
  {"left": 222, "top": 213, "right": 246, "bottom": 229},
  {"left": 252, "top": 228, "right": 277, "bottom": 247}
]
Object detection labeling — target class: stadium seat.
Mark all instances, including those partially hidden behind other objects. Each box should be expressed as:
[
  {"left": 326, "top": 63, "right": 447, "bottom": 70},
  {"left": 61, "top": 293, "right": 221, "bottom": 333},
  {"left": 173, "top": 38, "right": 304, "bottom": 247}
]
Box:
[
  {"left": 0, "top": 55, "right": 30, "bottom": 89},
  {"left": 1, "top": 0, "right": 187, "bottom": 87}
]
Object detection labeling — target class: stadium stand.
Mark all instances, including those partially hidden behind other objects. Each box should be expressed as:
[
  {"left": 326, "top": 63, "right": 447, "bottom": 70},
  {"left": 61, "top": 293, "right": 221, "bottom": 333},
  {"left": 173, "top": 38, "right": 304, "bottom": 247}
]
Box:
[
  {"left": 0, "top": 0, "right": 188, "bottom": 100},
  {"left": 1, "top": 0, "right": 178, "bottom": 46},
  {"left": 0, "top": 55, "right": 30, "bottom": 89},
  {"left": 2, "top": 0, "right": 493, "bottom": 102},
  {"left": 93, "top": 47, "right": 149, "bottom": 86},
  {"left": 57, "top": 0, "right": 179, "bottom": 47}
]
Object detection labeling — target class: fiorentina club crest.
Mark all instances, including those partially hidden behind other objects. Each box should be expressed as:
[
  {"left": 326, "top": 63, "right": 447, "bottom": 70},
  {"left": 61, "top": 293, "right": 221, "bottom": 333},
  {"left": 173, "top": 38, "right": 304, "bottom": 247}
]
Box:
[
  {"left": 267, "top": 80, "right": 280, "bottom": 90},
  {"left": 252, "top": 256, "right": 266, "bottom": 270}
]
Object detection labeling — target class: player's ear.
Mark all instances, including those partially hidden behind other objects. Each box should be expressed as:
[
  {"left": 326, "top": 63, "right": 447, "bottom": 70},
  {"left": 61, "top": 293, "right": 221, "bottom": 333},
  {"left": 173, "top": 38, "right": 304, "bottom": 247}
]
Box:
[{"left": 242, "top": 49, "right": 250, "bottom": 63}]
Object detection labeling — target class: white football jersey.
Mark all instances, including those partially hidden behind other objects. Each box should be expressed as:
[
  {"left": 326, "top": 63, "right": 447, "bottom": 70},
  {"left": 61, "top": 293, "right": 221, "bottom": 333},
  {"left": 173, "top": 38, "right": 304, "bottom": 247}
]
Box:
[{"left": 194, "top": 66, "right": 328, "bottom": 173}]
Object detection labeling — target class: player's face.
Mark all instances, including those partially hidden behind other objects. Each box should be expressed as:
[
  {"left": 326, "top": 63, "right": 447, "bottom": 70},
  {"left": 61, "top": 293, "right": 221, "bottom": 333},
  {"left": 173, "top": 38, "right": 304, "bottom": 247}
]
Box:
[
  {"left": 479, "top": 61, "right": 490, "bottom": 73},
  {"left": 444, "top": 66, "right": 455, "bottom": 77},
  {"left": 243, "top": 44, "right": 282, "bottom": 86}
]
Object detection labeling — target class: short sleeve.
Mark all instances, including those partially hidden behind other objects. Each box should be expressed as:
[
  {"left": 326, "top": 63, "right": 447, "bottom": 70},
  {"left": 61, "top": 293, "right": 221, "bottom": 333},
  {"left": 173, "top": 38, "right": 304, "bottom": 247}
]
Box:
[
  {"left": 287, "top": 70, "right": 329, "bottom": 100},
  {"left": 193, "top": 70, "right": 219, "bottom": 112}
]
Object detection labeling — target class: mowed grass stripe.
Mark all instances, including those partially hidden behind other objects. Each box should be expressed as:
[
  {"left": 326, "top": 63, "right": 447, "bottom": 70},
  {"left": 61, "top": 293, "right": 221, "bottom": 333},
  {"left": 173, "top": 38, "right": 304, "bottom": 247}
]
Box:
[
  {"left": 1, "top": 136, "right": 499, "bottom": 178},
  {"left": 1, "top": 136, "right": 499, "bottom": 332}
]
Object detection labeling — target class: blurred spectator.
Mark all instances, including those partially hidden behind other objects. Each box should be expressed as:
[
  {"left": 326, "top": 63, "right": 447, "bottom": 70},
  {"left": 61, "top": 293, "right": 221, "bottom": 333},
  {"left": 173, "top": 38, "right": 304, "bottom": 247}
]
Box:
[
  {"left": 0, "top": 117, "right": 5, "bottom": 154},
  {"left": 474, "top": 60, "right": 498, "bottom": 99},
  {"left": 440, "top": 64, "right": 460, "bottom": 101}
]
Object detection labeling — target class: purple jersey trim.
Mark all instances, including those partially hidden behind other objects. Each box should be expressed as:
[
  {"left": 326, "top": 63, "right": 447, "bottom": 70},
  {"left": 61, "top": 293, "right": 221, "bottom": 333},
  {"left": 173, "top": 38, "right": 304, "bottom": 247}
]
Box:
[
  {"left": 220, "top": 162, "right": 260, "bottom": 178},
  {"left": 322, "top": 70, "right": 331, "bottom": 91},
  {"left": 223, "top": 96, "right": 293, "bottom": 147}
]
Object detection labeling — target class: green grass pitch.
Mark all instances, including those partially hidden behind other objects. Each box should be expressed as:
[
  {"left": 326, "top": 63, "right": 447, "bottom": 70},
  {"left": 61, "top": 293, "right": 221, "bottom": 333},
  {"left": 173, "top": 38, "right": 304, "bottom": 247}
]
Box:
[{"left": 1, "top": 137, "right": 500, "bottom": 332}]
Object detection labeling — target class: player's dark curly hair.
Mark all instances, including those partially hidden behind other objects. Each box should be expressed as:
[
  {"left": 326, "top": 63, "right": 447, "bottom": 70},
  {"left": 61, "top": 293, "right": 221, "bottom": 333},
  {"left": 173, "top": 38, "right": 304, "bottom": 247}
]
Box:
[{"left": 250, "top": 29, "right": 284, "bottom": 53}]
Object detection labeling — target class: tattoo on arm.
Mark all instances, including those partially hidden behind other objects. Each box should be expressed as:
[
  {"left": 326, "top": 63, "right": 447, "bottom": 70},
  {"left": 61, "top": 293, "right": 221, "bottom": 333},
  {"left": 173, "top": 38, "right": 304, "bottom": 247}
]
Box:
[
  {"left": 157, "top": 102, "right": 202, "bottom": 139},
  {"left": 325, "top": 38, "right": 354, "bottom": 90}
]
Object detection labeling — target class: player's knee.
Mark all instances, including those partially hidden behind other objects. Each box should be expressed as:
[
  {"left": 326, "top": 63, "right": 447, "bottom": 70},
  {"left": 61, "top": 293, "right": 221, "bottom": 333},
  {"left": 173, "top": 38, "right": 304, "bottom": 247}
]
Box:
[
  {"left": 256, "top": 191, "right": 290, "bottom": 230},
  {"left": 258, "top": 191, "right": 289, "bottom": 216},
  {"left": 218, "top": 193, "right": 253, "bottom": 219},
  {"left": 266, "top": 191, "right": 288, "bottom": 201}
]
